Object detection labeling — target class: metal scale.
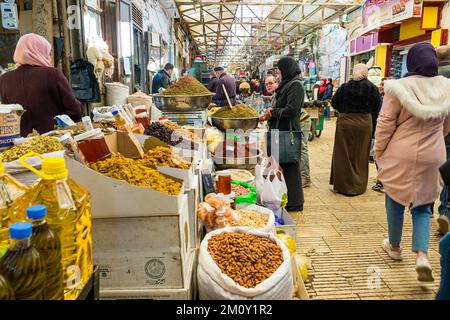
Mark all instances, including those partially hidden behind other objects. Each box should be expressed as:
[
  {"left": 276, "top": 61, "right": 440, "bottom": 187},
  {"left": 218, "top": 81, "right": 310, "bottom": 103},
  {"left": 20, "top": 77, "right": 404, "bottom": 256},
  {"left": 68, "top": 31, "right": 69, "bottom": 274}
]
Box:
[{"left": 160, "top": 110, "right": 208, "bottom": 127}]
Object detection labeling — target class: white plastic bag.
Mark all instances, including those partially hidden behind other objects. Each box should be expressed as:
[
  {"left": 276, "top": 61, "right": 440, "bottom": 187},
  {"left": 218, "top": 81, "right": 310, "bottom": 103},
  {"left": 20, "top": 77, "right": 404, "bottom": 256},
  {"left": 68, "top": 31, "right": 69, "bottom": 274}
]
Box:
[
  {"left": 197, "top": 227, "right": 293, "bottom": 300},
  {"left": 255, "top": 156, "right": 288, "bottom": 219}
]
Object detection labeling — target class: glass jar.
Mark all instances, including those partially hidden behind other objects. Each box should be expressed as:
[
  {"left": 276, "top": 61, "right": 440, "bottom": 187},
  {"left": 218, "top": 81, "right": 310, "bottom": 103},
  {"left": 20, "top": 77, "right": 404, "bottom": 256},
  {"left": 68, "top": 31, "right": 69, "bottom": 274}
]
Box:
[{"left": 74, "top": 129, "right": 112, "bottom": 164}]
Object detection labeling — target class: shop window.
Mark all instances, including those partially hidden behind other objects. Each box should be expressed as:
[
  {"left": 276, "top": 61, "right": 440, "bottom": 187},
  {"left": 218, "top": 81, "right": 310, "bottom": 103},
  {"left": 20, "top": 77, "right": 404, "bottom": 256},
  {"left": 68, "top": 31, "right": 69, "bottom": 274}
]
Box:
[{"left": 83, "top": 6, "right": 103, "bottom": 43}]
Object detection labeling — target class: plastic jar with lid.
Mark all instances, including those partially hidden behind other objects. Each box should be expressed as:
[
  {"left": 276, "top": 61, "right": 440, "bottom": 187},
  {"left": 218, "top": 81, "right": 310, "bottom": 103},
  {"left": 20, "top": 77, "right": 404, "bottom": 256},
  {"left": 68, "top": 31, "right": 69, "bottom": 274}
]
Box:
[{"left": 74, "top": 128, "right": 112, "bottom": 164}]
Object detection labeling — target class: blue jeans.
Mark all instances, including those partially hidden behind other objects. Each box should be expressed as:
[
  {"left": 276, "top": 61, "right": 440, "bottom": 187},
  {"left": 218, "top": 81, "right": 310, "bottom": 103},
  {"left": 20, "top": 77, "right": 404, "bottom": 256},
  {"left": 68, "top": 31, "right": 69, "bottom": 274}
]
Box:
[
  {"left": 439, "top": 186, "right": 448, "bottom": 216},
  {"left": 385, "top": 194, "right": 432, "bottom": 252},
  {"left": 437, "top": 233, "right": 450, "bottom": 300}
]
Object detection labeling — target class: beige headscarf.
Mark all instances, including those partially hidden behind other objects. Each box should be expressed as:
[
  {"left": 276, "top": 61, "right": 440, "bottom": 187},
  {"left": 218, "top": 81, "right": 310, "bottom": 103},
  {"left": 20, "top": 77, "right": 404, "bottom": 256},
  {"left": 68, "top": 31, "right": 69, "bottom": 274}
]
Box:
[{"left": 352, "top": 63, "right": 368, "bottom": 81}]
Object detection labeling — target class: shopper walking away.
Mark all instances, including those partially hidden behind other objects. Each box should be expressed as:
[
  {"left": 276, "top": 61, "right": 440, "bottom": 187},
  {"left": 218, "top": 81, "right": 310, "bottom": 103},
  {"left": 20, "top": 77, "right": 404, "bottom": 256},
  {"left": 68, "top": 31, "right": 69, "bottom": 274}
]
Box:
[
  {"left": 151, "top": 63, "right": 173, "bottom": 93},
  {"left": 0, "top": 33, "right": 82, "bottom": 136},
  {"left": 436, "top": 45, "right": 450, "bottom": 235},
  {"left": 260, "top": 56, "right": 304, "bottom": 212},
  {"left": 437, "top": 159, "right": 450, "bottom": 299},
  {"left": 375, "top": 42, "right": 450, "bottom": 282},
  {"left": 330, "top": 64, "right": 381, "bottom": 196},
  {"left": 212, "top": 67, "right": 237, "bottom": 107}
]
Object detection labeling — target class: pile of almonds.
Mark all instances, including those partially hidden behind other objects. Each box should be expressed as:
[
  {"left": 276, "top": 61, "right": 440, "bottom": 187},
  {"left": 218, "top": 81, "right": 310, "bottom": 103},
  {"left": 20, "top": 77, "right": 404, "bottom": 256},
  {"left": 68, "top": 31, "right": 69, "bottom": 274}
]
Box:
[{"left": 208, "top": 232, "right": 283, "bottom": 288}]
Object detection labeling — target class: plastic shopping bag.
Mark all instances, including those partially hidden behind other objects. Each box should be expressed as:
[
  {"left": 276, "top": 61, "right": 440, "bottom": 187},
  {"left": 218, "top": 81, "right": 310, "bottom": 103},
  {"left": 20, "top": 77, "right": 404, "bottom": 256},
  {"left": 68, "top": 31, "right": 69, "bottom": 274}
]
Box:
[{"left": 255, "top": 156, "right": 288, "bottom": 223}]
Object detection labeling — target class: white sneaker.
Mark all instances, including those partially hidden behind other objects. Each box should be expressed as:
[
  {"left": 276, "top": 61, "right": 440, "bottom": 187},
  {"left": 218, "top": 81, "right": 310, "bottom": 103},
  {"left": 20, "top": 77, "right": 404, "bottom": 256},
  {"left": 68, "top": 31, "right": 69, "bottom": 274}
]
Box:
[
  {"left": 415, "top": 256, "right": 434, "bottom": 282},
  {"left": 381, "top": 239, "right": 403, "bottom": 261},
  {"left": 437, "top": 215, "right": 450, "bottom": 235}
]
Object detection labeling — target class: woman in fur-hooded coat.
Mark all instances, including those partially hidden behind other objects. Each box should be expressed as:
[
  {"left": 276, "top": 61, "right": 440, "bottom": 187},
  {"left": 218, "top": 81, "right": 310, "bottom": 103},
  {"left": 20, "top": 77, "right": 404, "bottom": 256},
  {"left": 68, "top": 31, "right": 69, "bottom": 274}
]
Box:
[{"left": 375, "top": 50, "right": 450, "bottom": 209}]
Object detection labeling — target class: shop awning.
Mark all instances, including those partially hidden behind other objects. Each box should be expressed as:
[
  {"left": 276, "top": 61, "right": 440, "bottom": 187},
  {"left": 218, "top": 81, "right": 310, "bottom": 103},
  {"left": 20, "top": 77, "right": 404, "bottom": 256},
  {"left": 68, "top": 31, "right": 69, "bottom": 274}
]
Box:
[{"left": 174, "top": 0, "right": 363, "bottom": 68}]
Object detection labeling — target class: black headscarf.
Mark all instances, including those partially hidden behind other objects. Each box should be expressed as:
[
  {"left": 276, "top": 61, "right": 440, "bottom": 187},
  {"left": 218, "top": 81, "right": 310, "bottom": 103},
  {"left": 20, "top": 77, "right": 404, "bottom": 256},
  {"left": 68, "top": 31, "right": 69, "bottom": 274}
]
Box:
[
  {"left": 404, "top": 42, "right": 439, "bottom": 78},
  {"left": 276, "top": 56, "right": 301, "bottom": 93}
]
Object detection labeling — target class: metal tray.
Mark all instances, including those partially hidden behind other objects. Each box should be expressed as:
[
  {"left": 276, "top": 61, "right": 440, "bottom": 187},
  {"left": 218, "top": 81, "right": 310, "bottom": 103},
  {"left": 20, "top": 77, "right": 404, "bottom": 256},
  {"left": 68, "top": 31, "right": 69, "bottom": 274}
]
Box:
[{"left": 151, "top": 93, "right": 214, "bottom": 112}]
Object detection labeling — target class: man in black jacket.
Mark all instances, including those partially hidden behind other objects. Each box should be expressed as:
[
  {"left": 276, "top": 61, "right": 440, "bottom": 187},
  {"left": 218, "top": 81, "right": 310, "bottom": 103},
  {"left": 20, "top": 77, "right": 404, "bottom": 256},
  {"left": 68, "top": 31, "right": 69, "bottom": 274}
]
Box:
[{"left": 151, "top": 63, "right": 174, "bottom": 93}]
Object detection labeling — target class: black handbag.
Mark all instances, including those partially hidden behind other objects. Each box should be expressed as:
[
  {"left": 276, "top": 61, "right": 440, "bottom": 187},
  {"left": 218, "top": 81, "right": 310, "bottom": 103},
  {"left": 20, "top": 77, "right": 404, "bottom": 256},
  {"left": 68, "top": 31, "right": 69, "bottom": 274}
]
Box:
[{"left": 267, "top": 115, "right": 302, "bottom": 164}]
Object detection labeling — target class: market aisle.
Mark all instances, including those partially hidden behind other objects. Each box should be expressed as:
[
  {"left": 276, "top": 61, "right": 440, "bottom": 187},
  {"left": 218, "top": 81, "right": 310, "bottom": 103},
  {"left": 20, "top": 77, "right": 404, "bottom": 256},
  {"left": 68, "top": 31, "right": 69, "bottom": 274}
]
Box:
[{"left": 297, "top": 118, "right": 442, "bottom": 300}]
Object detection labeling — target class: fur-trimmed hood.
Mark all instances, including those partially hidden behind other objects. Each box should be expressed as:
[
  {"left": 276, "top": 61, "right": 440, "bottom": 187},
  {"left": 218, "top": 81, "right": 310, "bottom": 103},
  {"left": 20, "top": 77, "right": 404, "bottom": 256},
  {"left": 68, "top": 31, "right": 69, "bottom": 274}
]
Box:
[{"left": 384, "top": 76, "right": 450, "bottom": 120}]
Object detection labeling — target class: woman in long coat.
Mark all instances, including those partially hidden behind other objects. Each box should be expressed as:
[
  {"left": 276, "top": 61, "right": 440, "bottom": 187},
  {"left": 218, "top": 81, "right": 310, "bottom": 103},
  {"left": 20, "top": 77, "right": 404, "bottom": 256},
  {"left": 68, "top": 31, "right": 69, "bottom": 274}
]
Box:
[
  {"left": 330, "top": 64, "right": 381, "bottom": 195},
  {"left": 262, "top": 56, "right": 304, "bottom": 212},
  {"left": 375, "top": 43, "right": 450, "bottom": 282}
]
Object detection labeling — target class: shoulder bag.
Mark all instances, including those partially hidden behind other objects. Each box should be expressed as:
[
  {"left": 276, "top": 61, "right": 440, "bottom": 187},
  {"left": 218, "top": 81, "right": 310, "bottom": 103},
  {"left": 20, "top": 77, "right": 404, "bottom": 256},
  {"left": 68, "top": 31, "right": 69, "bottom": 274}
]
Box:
[{"left": 267, "top": 112, "right": 302, "bottom": 164}]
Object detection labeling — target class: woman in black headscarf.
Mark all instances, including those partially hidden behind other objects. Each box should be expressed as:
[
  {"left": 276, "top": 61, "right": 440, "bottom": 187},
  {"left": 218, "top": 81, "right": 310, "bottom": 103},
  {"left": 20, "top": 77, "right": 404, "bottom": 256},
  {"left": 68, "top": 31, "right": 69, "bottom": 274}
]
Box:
[{"left": 261, "top": 56, "right": 305, "bottom": 212}]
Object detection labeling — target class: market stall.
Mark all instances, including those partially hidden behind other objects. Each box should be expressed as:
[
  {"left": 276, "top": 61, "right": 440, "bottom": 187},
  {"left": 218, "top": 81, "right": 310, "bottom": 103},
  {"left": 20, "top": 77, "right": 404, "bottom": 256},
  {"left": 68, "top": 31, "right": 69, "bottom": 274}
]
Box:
[{"left": 0, "top": 75, "right": 308, "bottom": 300}]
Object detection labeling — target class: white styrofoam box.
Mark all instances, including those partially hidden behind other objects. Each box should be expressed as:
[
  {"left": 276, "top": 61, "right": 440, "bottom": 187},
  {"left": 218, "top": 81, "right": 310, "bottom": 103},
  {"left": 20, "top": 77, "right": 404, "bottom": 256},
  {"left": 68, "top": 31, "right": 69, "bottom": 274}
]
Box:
[
  {"left": 158, "top": 164, "right": 195, "bottom": 191},
  {"left": 100, "top": 249, "right": 198, "bottom": 300},
  {"left": 94, "top": 195, "right": 191, "bottom": 291},
  {"left": 275, "top": 209, "right": 297, "bottom": 240},
  {"left": 65, "top": 156, "right": 185, "bottom": 218}
]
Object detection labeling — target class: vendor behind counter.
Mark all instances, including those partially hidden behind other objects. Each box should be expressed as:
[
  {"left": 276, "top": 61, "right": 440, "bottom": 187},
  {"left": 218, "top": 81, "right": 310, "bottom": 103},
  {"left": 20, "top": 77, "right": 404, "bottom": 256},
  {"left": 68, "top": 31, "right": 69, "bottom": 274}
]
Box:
[{"left": 0, "top": 33, "right": 83, "bottom": 137}]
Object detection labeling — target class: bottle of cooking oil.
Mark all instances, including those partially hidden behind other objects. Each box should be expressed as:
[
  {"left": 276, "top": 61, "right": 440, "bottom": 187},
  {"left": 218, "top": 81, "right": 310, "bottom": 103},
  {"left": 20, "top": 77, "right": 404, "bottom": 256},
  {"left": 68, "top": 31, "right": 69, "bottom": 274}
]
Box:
[
  {"left": 17, "top": 153, "right": 93, "bottom": 300},
  {"left": 0, "top": 162, "right": 29, "bottom": 257},
  {"left": 27, "top": 205, "right": 64, "bottom": 300},
  {"left": 0, "top": 273, "right": 14, "bottom": 300},
  {"left": 0, "top": 222, "right": 45, "bottom": 300}
]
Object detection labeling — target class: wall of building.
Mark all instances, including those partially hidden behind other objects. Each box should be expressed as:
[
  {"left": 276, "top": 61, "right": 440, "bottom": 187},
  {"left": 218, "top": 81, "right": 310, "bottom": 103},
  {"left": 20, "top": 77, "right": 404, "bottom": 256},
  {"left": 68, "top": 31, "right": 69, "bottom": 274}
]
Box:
[
  {"left": 442, "top": 2, "right": 450, "bottom": 44},
  {"left": 317, "top": 24, "right": 348, "bottom": 80}
]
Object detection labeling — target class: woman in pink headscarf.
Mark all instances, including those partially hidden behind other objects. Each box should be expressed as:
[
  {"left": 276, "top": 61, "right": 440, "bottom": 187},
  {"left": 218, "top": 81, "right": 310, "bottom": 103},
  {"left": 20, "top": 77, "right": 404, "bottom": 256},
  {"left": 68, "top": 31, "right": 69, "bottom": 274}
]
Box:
[{"left": 0, "top": 33, "right": 82, "bottom": 136}]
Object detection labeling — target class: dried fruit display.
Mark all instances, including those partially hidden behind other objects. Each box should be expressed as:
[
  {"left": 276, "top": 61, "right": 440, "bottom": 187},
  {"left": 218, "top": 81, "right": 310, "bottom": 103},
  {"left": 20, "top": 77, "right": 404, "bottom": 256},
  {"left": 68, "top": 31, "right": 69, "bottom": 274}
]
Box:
[
  {"left": 145, "top": 122, "right": 199, "bottom": 150},
  {"left": 207, "top": 232, "right": 283, "bottom": 288},
  {"left": 90, "top": 153, "right": 182, "bottom": 195},
  {"left": 196, "top": 194, "right": 238, "bottom": 229},
  {"left": 140, "top": 146, "right": 190, "bottom": 169},
  {"left": 1, "top": 136, "right": 63, "bottom": 162}
]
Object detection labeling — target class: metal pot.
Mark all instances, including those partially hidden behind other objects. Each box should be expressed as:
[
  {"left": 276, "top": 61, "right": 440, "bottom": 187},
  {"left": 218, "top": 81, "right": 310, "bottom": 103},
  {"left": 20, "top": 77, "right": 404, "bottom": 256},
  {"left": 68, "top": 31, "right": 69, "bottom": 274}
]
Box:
[
  {"left": 151, "top": 93, "right": 214, "bottom": 112},
  {"left": 211, "top": 116, "right": 259, "bottom": 132}
]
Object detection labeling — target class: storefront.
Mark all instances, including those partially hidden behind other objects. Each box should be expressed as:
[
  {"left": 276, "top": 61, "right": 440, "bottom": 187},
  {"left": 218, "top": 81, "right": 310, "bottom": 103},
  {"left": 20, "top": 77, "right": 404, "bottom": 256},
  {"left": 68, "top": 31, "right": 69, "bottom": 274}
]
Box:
[{"left": 360, "top": 0, "right": 449, "bottom": 78}]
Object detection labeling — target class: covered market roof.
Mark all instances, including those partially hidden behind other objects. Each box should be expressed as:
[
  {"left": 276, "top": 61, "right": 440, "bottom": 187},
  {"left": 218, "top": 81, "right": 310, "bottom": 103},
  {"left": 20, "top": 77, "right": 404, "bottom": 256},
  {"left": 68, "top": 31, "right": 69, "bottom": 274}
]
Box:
[{"left": 174, "top": 0, "right": 363, "bottom": 68}]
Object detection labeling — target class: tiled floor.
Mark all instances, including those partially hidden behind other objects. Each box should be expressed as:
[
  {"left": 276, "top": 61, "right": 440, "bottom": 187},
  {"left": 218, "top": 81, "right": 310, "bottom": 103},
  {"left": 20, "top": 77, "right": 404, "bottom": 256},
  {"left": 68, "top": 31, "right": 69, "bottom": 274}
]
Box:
[{"left": 296, "top": 118, "right": 442, "bottom": 300}]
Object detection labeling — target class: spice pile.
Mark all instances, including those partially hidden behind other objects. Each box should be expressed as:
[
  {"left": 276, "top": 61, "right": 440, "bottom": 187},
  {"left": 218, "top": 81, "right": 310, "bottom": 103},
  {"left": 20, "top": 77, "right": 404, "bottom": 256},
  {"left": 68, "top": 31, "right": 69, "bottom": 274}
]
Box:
[
  {"left": 161, "top": 76, "right": 211, "bottom": 95},
  {"left": 208, "top": 232, "right": 283, "bottom": 288},
  {"left": 1, "top": 136, "right": 63, "bottom": 162},
  {"left": 90, "top": 153, "right": 182, "bottom": 195},
  {"left": 144, "top": 122, "right": 198, "bottom": 150},
  {"left": 230, "top": 210, "right": 269, "bottom": 228},
  {"left": 140, "top": 146, "right": 190, "bottom": 169},
  {"left": 212, "top": 104, "right": 259, "bottom": 119}
]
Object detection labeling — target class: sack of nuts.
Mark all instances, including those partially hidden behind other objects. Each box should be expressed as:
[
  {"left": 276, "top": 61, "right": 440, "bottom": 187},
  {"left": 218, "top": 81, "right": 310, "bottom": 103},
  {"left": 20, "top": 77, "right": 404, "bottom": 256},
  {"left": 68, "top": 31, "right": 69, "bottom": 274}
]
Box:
[{"left": 197, "top": 227, "right": 293, "bottom": 300}]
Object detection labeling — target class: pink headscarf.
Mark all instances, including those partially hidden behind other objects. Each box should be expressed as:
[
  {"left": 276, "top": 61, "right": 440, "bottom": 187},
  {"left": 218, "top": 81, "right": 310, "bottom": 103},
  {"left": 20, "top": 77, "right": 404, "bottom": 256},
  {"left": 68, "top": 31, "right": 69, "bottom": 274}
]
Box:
[
  {"left": 352, "top": 63, "right": 368, "bottom": 81},
  {"left": 13, "top": 33, "right": 52, "bottom": 68}
]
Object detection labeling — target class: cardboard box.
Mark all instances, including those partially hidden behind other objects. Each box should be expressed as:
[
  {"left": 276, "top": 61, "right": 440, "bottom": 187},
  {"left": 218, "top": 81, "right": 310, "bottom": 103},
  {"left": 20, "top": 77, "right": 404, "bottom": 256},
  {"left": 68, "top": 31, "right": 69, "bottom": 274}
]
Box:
[
  {"left": 65, "top": 156, "right": 185, "bottom": 218},
  {"left": 100, "top": 249, "right": 198, "bottom": 300},
  {"left": 104, "top": 131, "right": 144, "bottom": 159},
  {"left": 94, "top": 195, "right": 191, "bottom": 291}
]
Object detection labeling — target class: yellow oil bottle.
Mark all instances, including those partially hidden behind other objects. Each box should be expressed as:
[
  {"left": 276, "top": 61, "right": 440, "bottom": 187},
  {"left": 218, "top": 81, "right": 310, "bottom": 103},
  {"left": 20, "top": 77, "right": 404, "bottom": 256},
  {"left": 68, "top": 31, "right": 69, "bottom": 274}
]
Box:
[
  {"left": 0, "top": 162, "right": 29, "bottom": 258},
  {"left": 27, "top": 205, "right": 64, "bottom": 300},
  {"left": 17, "top": 153, "right": 93, "bottom": 300},
  {"left": 0, "top": 273, "right": 14, "bottom": 300},
  {"left": 0, "top": 222, "right": 45, "bottom": 300}
]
